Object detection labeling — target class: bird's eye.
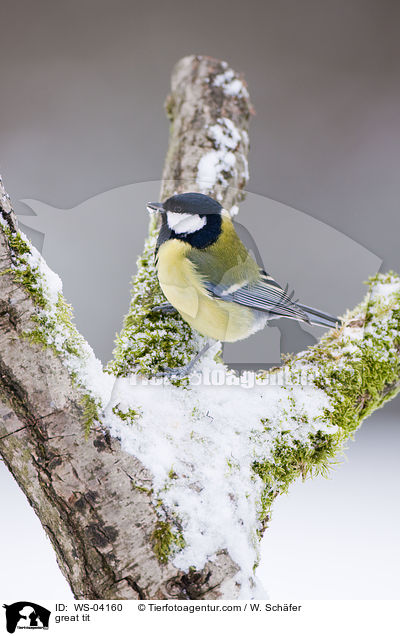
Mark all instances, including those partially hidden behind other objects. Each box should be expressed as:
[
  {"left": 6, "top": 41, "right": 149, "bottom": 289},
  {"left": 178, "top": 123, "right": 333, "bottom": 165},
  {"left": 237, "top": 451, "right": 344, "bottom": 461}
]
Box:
[{"left": 175, "top": 206, "right": 182, "bottom": 213}]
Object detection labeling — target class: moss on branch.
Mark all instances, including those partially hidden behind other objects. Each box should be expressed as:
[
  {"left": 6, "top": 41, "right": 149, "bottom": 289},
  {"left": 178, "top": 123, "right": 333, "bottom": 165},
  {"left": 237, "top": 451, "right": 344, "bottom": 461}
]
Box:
[
  {"left": 108, "top": 230, "right": 205, "bottom": 378},
  {"left": 0, "top": 219, "right": 110, "bottom": 434},
  {"left": 253, "top": 272, "right": 400, "bottom": 526},
  {"left": 152, "top": 520, "right": 186, "bottom": 564}
]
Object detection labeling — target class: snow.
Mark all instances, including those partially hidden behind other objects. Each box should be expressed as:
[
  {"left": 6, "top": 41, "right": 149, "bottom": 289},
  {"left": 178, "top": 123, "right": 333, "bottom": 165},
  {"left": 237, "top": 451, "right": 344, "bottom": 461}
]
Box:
[
  {"left": 373, "top": 281, "right": 400, "bottom": 298},
  {"left": 196, "top": 117, "right": 247, "bottom": 189},
  {"left": 242, "top": 156, "right": 250, "bottom": 181},
  {"left": 25, "top": 240, "right": 62, "bottom": 304},
  {"left": 20, "top": 233, "right": 114, "bottom": 406},
  {"left": 213, "top": 69, "right": 249, "bottom": 99},
  {"left": 197, "top": 150, "right": 236, "bottom": 189},
  {"left": 105, "top": 346, "right": 337, "bottom": 597},
  {"left": 209, "top": 118, "right": 241, "bottom": 150},
  {"left": 103, "top": 273, "right": 400, "bottom": 596}
]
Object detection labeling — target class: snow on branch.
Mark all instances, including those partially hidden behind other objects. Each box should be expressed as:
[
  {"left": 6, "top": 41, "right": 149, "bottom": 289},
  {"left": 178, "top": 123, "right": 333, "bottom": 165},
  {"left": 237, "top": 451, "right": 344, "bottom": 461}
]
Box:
[
  {"left": 104, "top": 271, "right": 400, "bottom": 596},
  {"left": 0, "top": 55, "right": 400, "bottom": 600}
]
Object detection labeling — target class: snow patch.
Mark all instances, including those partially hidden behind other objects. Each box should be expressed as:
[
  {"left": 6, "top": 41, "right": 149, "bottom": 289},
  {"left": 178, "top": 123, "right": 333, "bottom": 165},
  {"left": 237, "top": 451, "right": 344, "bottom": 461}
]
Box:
[
  {"left": 196, "top": 117, "right": 247, "bottom": 189},
  {"left": 209, "top": 118, "right": 242, "bottom": 150},
  {"left": 197, "top": 150, "right": 236, "bottom": 189},
  {"left": 20, "top": 233, "right": 113, "bottom": 406},
  {"left": 213, "top": 69, "right": 249, "bottom": 99},
  {"left": 105, "top": 347, "right": 336, "bottom": 597}
]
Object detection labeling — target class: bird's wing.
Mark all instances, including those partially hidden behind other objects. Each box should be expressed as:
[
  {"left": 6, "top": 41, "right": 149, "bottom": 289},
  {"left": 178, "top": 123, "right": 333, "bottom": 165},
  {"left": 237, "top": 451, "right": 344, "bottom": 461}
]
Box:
[
  {"left": 187, "top": 239, "right": 309, "bottom": 323},
  {"left": 208, "top": 269, "right": 309, "bottom": 322}
]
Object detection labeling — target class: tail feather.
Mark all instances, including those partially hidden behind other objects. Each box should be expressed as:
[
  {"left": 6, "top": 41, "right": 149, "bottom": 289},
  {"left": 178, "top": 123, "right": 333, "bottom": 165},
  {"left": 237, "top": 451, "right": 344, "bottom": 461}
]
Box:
[{"left": 296, "top": 303, "right": 342, "bottom": 329}]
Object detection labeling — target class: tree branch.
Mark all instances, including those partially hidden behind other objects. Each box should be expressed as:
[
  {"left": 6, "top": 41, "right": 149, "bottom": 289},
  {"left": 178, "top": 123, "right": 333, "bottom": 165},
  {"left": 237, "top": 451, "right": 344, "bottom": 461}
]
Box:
[
  {"left": 1, "top": 55, "right": 399, "bottom": 599},
  {"left": 110, "top": 55, "right": 253, "bottom": 377}
]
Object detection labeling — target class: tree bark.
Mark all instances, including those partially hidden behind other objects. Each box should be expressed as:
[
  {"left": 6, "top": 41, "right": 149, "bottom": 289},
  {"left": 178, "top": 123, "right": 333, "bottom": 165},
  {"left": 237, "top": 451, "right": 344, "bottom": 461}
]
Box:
[
  {"left": 0, "top": 180, "right": 240, "bottom": 599},
  {"left": 1, "top": 55, "right": 400, "bottom": 600},
  {"left": 0, "top": 56, "right": 252, "bottom": 599}
]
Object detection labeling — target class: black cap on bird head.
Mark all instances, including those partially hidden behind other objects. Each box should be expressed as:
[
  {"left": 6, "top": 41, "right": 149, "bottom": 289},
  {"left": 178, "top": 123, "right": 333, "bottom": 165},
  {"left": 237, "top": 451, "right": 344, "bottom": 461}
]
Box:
[
  {"left": 147, "top": 192, "right": 223, "bottom": 216},
  {"left": 151, "top": 192, "right": 224, "bottom": 249}
]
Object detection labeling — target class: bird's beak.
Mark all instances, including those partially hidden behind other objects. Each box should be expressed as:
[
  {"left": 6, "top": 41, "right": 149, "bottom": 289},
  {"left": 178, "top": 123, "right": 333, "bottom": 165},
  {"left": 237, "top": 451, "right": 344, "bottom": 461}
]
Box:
[{"left": 146, "top": 202, "right": 164, "bottom": 214}]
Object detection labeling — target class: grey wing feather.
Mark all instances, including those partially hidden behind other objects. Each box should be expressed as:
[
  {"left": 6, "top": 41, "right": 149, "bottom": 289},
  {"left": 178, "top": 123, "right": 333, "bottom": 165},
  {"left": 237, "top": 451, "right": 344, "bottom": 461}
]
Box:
[
  {"left": 187, "top": 247, "right": 338, "bottom": 328},
  {"left": 205, "top": 270, "right": 310, "bottom": 323}
]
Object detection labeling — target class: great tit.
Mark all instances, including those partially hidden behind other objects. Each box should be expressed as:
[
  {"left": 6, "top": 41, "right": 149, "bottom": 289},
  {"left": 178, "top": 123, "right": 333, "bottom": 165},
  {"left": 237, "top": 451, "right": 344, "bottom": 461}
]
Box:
[{"left": 147, "top": 192, "right": 341, "bottom": 345}]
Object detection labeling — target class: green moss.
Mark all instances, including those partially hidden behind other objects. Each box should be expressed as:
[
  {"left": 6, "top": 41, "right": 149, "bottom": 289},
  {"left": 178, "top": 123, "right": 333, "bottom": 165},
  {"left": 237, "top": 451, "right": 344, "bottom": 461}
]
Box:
[
  {"left": 53, "top": 294, "right": 84, "bottom": 356},
  {"left": 165, "top": 95, "right": 175, "bottom": 121},
  {"left": 13, "top": 267, "right": 47, "bottom": 308},
  {"left": 81, "top": 394, "right": 102, "bottom": 438},
  {"left": 253, "top": 431, "right": 342, "bottom": 528},
  {"left": 112, "top": 405, "right": 141, "bottom": 424},
  {"left": 213, "top": 349, "right": 224, "bottom": 364},
  {"left": 151, "top": 520, "right": 185, "bottom": 564},
  {"left": 5, "top": 227, "right": 32, "bottom": 257},
  {"left": 22, "top": 294, "right": 85, "bottom": 360},
  {"left": 368, "top": 270, "right": 398, "bottom": 285},
  {"left": 254, "top": 274, "right": 400, "bottom": 529},
  {"left": 3, "top": 227, "right": 47, "bottom": 308},
  {"left": 21, "top": 327, "right": 49, "bottom": 350},
  {"left": 108, "top": 231, "right": 206, "bottom": 379},
  {"left": 5, "top": 229, "right": 104, "bottom": 433},
  {"left": 3, "top": 226, "right": 86, "bottom": 364},
  {"left": 227, "top": 457, "right": 240, "bottom": 472},
  {"left": 131, "top": 482, "right": 153, "bottom": 495}
]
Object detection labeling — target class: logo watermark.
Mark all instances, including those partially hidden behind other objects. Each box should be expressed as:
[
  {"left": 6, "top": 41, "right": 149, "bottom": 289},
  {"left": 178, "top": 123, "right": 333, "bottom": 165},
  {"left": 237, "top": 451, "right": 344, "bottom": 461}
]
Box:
[
  {"left": 2, "top": 603, "right": 51, "bottom": 633},
  {"left": 128, "top": 365, "right": 338, "bottom": 388}
]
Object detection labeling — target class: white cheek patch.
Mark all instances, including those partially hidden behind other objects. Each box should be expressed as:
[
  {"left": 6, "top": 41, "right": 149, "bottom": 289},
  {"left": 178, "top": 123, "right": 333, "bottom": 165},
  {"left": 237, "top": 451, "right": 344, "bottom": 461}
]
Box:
[{"left": 167, "top": 212, "right": 207, "bottom": 234}]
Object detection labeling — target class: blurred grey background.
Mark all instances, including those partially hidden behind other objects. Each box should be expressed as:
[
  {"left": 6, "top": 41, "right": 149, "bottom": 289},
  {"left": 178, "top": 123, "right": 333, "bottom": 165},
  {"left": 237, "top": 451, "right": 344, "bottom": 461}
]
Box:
[{"left": 0, "top": 0, "right": 399, "bottom": 599}]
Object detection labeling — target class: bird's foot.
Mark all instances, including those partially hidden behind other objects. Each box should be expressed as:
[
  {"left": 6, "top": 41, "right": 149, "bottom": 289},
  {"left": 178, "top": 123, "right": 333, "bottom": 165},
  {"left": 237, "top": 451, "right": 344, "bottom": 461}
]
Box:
[
  {"left": 154, "top": 342, "right": 213, "bottom": 378},
  {"left": 148, "top": 302, "right": 178, "bottom": 316}
]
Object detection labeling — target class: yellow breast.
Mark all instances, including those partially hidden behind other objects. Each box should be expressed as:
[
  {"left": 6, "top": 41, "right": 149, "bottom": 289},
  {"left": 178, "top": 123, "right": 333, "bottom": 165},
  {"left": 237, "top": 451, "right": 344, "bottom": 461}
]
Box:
[{"left": 156, "top": 239, "right": 257, "bottom": 342}]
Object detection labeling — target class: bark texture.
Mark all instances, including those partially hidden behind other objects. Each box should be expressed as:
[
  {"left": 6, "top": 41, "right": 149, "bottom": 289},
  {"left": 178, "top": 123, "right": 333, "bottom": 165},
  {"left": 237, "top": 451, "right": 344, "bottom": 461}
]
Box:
[
  {"left": 0, "top": 55, "right": 251, "bottom": 599},
  {"left": 161, "top": 55, "right": 252, "bottom": 205}
]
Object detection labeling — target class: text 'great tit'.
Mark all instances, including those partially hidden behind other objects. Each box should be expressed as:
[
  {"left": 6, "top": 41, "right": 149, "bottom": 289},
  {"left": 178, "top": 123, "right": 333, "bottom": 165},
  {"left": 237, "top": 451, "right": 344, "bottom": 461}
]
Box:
[{"left": 147, "top": 192, "right": 341, "bottom": 346}]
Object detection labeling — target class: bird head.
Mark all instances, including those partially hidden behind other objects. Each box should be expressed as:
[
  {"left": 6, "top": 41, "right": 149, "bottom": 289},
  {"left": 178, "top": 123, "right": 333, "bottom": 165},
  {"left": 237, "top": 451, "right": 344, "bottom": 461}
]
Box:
[{"left": 147, "top": 192, "right": 222, "bottom": 235}]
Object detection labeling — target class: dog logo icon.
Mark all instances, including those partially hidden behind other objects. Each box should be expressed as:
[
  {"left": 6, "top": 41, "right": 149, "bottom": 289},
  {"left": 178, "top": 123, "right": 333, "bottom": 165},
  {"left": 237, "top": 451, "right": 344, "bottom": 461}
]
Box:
[{"left": 3, "top": 602, "right": 51, "bottom": 633}]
